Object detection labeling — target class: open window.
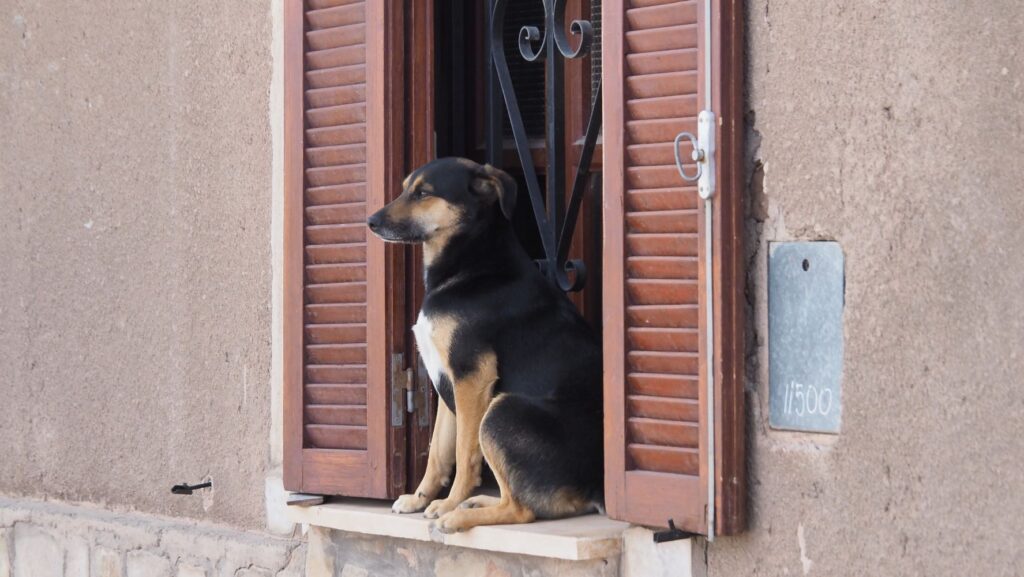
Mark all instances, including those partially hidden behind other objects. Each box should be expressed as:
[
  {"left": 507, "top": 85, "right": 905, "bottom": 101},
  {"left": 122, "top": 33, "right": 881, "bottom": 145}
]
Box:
[{"left": 282, "top": 0, "right": 745, "bottom": 537}]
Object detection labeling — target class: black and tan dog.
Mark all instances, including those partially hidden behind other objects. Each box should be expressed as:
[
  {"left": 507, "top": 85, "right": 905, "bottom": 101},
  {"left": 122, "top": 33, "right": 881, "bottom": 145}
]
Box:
[{"left": 366, "top": 157, "right": 603, "bottom": 533}]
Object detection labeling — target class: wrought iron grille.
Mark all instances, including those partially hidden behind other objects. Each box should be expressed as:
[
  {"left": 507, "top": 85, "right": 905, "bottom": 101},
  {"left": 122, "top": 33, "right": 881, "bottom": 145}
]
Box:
[{"left": 488, "top": 0, "right": 603, "bottom": 292}]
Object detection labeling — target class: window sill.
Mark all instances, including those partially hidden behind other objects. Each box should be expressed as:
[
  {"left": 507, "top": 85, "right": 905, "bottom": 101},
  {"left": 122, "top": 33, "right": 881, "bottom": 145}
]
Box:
[{"left": 286, "top": 498, "right": 631, "bottom": 561}]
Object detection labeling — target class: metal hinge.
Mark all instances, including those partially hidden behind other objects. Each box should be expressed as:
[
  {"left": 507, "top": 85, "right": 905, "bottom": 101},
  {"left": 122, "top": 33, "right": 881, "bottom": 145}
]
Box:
[{"left": 390, "top": 353, "right": 416, "bottom": 427}]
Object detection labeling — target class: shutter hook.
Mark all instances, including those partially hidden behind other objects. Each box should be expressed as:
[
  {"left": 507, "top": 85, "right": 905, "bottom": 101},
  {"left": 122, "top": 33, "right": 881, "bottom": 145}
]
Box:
[
  {"left": 171, "top": 481, "right": 212, "bottom": 495},
  {"left": 674, "top": 131, "right": 703, "bottom": 182},
  {"left": 653, "top": 519, "right": 700, "bottom": 543}
]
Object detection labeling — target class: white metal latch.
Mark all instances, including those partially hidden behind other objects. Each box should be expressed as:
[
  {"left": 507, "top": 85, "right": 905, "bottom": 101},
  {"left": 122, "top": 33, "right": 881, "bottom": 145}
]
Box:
[{"left": 673, "top": 110, "right": 716, "bottom": 200}]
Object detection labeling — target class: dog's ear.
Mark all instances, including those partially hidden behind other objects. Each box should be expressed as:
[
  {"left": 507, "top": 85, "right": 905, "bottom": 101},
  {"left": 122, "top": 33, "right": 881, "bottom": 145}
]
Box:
[{"left": 471, "top": 164, "right": 517, "bottom": 220}]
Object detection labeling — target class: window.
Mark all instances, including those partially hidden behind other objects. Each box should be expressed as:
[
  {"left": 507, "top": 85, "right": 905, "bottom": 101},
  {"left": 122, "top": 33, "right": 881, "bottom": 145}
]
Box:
[{"left": 283, "top": 0, "right": 745, "bottom": 536}]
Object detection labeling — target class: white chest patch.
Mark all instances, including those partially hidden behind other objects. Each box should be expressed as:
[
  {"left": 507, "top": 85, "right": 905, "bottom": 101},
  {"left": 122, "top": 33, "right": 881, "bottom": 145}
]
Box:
[{"left": 413, "top": 311, "right": 444, "bottom": 388}]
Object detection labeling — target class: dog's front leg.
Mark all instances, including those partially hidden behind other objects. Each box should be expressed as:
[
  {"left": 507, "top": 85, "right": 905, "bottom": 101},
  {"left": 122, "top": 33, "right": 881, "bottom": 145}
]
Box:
[
  {"left": 392, "top": 402, "right": 455, "bottom": 513},
  {"left": 423, "top": 355, "right": 497, "bottom": 519}
]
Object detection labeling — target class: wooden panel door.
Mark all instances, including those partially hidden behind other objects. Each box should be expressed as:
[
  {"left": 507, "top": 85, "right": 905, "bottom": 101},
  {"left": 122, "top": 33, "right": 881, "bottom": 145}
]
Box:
[
  {"left": 283, "top": 0, "right": 406, "bottom": 499},
  {"left": 603, "top": 0, "right": 745, "bottom": 535}
]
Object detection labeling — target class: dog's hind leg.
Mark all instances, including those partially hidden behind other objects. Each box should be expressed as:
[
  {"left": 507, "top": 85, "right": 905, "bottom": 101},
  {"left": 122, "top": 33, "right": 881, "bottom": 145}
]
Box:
[
  {"left": 392, "top": 401, "right": 456, "bottom": 513},
  {"left": 435, "top": 393, "right": 599, "bottom": 533},
  {"left": 434, "top": 395, "right": 535, "bottom": 533}
]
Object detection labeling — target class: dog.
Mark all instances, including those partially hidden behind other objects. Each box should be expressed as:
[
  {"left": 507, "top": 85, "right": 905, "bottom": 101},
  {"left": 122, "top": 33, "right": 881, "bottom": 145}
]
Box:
[{"left": 366, "top": 157, "right": 604, "bottom": 533}]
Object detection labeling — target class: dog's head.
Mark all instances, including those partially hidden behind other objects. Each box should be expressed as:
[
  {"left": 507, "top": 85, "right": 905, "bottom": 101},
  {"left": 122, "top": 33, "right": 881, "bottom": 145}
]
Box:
[{"left": 367, "top": 157, "right": 517, "bottom": 247}]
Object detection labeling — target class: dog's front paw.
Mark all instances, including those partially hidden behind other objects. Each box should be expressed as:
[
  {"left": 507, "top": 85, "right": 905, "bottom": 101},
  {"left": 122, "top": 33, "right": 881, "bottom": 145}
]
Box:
[
  {"left": 392, "top": 493, "right": 430, "bottom": 514},
  {"left": 433, "top": 510, "right": 470, "bottom": 534},
  {"left": 423, "top": 497, "right": 460, "bottom": 519}
]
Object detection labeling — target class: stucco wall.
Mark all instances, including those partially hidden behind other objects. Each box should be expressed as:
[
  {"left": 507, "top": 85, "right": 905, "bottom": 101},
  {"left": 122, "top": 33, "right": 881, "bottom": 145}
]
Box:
[
  {"left": 3, "top": 0, "right": 1023, "bottom": 574},
  {"left": 714, "top": 1, "right": 1024, "bottom": 576},
  {"left": 0, "top": 1, "right": 274, "bottom": 528}
]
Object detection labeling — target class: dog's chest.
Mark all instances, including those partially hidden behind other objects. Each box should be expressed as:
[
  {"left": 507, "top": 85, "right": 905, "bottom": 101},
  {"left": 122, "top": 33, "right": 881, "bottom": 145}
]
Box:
[{"left": 412, "top": 311, "right": 445, "bottom": 389}]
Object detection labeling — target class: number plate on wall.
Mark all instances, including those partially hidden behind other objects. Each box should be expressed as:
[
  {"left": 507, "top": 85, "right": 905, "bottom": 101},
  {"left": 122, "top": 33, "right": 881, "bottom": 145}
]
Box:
[{"left": 769, "top": 242, "right": 844, "bottom": 434}]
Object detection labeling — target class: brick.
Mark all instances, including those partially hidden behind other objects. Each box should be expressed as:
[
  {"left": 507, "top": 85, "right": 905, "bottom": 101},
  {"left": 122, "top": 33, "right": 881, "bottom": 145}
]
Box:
[
  {"left": 621, "top": 526, "right": 693, "bottom": 577},
  {"left": 14, "top": 525, "right": 63, "bottom": 577},
  {"left": 92, "top": 548, "right": 122, "bottom": 577},
  {"left": 174, "top": 565, "right": 206, "bottom": 577},
  {"left": 274, "top": 546, "right": 304, "bottom": 577},
  {"left": 125, "top": 552, "right": 170, "bottom": 577},
  {"left": 304, "top": 527, "right": 334, "bottom": 577},
  {"left": 66, "top": 538, "right": 90, "bottom": 577},
  {"left": 0, "top": 528, "right": 10, "bottom": 577},
  {"left": 338, "top": 566, "right": 367, "bottom": 577}
]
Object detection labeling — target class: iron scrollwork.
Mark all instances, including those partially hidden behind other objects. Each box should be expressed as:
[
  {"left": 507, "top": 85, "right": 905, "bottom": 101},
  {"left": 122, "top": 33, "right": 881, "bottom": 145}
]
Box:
[{"left": 490, "top": 0, "right": 602, "bottom": 292}]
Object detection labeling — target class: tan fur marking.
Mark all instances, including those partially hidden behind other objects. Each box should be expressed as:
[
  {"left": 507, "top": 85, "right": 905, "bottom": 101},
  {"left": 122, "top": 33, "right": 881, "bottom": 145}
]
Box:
[
  {"left": 382, "top": 196, "right": 414, "bottom": 221},
  {"left": 423, "top": 346, "right": 498, "bottom": 519},
  {"left": 416, "top": 198, "right": 462, "bottom": 264},
  {"left": 391, "top": 402, "right": 456, "bottom": 513},
  {"left": 542, "top": 488, "right": 591, "bottom": 518},
  {"left": 434, "top": 395, "right": 536, "bottom": 532}
]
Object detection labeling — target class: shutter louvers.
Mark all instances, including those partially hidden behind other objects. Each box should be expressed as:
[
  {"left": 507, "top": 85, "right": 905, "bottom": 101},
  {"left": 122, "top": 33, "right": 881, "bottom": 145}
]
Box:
[
  {"left": 603, "top": 0, "right": 746, "bottom": 535},
  {"left": 284, "top": 0, "right": 397, "bottom": 499},
  {"left": 302, "top": 0, "right": 369, "bottom": 451}
]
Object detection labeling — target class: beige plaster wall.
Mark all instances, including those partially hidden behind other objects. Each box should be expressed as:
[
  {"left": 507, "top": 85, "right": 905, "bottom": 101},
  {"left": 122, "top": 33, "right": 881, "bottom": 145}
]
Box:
[
  {"left": 3, "top": 0, "right": 1023, "bottom": 574},
  {"left": 0, "top": 1, "right": 274, "bottom": 529},
  {"left": 712, "top": 1, "right": 1024, "bottom": 575}
]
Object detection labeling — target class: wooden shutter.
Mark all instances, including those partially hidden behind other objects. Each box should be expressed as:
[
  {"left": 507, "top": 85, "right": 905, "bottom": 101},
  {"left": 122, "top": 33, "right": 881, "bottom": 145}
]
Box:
[
  {"left": 602, "top": 0, "right": 745, "bottom": 534},
  {"left": 283, "top": 0, "right": 404, "bottom": 498}
]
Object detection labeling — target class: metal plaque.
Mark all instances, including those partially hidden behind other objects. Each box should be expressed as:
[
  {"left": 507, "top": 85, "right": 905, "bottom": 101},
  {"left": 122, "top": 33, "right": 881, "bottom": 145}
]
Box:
[{"left": 769, "top": 242, "right": 844, "bottom": 434}]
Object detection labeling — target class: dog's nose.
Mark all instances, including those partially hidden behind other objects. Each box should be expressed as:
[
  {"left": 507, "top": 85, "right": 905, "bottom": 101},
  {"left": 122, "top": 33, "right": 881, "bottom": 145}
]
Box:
[{"left": 367, "top": 212, "right": 382, "bottom": 231}]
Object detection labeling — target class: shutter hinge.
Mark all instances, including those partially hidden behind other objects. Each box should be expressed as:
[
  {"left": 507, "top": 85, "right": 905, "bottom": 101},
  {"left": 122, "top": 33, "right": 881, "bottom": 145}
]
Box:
[
  {"left": 390, "top": 353, "right": 406, "bottom": 426},
  {"left": 405, "top": 368, "right": 415, "bottom": 414},
  {"left": 390, "top": 353, "right": 416, "bottom": 427}
]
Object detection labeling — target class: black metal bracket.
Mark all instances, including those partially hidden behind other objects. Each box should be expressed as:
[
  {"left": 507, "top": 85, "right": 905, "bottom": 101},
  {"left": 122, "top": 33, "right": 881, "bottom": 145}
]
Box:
[
  {"left": 170, "top": 481, "right": 212, "bottom": 495},
  {"left": 490, "top": 0, "right": 602, "bottom": 292},
  {"left": 653, "top": 519, "right": 700, "bottom": 543}
]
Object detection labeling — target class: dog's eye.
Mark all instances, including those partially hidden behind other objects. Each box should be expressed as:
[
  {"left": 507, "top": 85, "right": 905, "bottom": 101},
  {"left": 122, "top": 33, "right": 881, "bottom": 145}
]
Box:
[{"left": 411, "top": 188, "right": 425, "bottom": 199}]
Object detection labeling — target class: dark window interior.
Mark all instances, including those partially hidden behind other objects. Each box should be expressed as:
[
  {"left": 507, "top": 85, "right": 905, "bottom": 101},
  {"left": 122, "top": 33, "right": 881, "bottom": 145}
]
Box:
[{"left": 422, "top": 0, "right": 603, "bottom": 495}]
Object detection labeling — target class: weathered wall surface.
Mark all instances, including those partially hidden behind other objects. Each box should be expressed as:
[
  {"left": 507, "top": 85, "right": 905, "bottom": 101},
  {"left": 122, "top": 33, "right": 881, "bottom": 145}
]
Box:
[
  {"left": 3, "top": 0, "right": 1023, "bottom": 575},
  {"left": 0, "top": 497, "right": 304, "bottom": 577},
  {"left": 0, "top": 1, "right": 274, "bottom": 528},
  {"left": 712, "top": 1, "right": 1024, "bottom": 576}
]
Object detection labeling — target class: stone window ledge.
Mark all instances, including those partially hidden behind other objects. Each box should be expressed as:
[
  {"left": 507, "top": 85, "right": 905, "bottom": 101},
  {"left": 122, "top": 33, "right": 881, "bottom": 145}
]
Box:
[{"left": 286, "top": 498, "right": 631, "bottom": 561}]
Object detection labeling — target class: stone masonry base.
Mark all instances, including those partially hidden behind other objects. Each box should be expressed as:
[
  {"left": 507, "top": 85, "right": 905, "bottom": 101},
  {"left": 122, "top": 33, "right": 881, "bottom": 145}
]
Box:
[
  {"left": 0, "top": 497, "right": 696, "bottom": 577},
  {"left": 0, "top": 497, "right": 304, "bottom": 577}
]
